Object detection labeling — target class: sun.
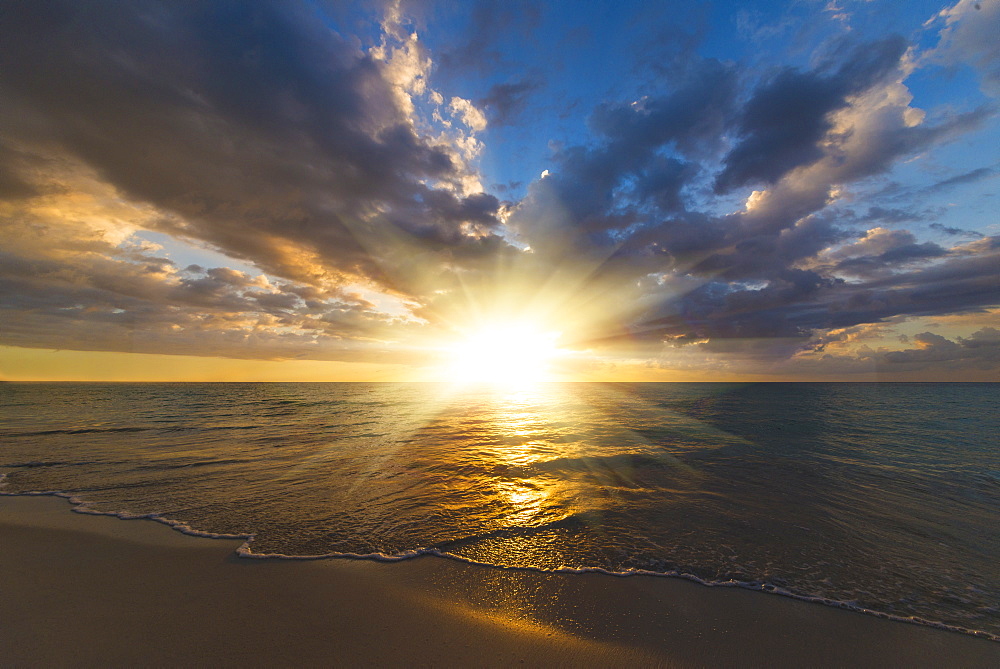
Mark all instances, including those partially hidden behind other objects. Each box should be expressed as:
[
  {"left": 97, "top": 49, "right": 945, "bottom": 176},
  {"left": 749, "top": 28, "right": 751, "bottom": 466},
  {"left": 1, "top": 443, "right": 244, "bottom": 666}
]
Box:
[{"left": 443, "top": 323, "right": 563, "bottom": 384}]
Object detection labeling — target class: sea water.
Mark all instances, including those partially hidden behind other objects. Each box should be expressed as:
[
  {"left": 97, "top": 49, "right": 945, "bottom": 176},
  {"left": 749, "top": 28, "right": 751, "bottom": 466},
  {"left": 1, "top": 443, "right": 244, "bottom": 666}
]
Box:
[{"left": 1, "top": 382, "right": 997, "bottom": 638}]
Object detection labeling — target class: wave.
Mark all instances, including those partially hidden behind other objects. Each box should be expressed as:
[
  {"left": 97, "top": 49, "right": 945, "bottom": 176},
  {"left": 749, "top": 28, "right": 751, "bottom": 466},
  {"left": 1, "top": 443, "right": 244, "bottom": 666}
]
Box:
[
  {"left": 2, "top": 424, "right": 265, "bottom": 438},
  {"left": 0, "top": 473, "right": 252, "bottom": 542},
  {"left": 133, "top": 458, "right": 257, "bottom": 471},
  {"left": 1, "top": 473, "right": 996, "bottom": 644},
  {"left": 534, "top": 452, "right": 681, "bottom": 473},
  {"left": 4, "top": 426, "right": 156, "bottom": 437},
  {"left": 430, "top": 513, "right": 597, "bottom": 552},
  {"left": 4, "top": 460, "right": 83, "bottom": 468}
]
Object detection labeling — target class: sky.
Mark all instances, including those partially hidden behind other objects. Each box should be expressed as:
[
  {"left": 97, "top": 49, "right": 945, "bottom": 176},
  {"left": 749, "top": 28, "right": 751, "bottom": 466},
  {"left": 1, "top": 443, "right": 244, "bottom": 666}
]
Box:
[{"left": 0, "top": 0, "right": 998, "bottom": 382}]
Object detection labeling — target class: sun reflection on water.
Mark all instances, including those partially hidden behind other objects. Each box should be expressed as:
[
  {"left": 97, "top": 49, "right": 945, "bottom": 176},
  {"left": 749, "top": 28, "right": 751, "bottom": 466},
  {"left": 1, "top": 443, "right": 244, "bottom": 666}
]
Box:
[
  {"left": 479, "top": 386, "right": 567, "bottom": 529},
  {"left": 255, "top": 381, "right": 719, "bottom": 568}
]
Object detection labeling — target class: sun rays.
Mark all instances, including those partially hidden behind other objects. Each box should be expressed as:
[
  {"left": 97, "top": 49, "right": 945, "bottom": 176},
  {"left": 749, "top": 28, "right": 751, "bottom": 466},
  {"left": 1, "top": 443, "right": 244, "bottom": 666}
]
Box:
[{"left": 440, "top": 322, "right": 565, "bottom": 385}]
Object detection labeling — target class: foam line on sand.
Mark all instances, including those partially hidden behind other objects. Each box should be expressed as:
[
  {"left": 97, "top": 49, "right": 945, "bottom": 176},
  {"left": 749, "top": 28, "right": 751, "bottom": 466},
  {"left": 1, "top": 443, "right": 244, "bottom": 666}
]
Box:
[{"left": 1, "top": 496, "right": 998, "bottom": 667}]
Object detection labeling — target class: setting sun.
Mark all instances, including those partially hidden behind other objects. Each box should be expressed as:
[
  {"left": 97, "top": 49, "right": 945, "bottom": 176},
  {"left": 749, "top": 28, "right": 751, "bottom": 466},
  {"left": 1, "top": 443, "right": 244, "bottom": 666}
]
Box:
[
  {"left": 2, "top": 1, "right": 999, "bottom": 666},
  {"left": 443, "top": 323, "right": 563, "bottom": 384}
]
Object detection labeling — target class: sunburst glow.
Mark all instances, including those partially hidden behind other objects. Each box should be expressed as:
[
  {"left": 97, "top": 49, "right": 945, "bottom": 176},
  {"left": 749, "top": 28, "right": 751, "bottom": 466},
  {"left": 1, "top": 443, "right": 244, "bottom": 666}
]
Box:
[{"left": 443, "top": 323, "right": 563, "bottom": 385}]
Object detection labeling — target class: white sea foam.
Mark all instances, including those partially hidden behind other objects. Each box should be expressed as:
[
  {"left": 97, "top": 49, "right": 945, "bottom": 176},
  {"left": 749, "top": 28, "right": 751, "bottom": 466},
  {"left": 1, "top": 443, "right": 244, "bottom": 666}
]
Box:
[{"left": 0, "top": 473, "right": 254, "bottom": 546}]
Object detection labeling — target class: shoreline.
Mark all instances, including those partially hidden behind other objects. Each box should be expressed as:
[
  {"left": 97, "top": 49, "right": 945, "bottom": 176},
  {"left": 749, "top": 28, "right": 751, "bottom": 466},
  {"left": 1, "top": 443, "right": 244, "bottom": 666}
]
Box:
[
  {"left": 5, "top": 480, "right": 996, "bottom": 644},
  {"left": 1, "top": 495, "right": 998, "bottom": 667}
]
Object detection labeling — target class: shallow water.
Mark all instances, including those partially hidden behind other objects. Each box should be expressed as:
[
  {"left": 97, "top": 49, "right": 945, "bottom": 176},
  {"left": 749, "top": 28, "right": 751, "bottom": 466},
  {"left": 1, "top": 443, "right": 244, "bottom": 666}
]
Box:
[{"left": 1, "top": 382, "right": 998, "bottom": 637}]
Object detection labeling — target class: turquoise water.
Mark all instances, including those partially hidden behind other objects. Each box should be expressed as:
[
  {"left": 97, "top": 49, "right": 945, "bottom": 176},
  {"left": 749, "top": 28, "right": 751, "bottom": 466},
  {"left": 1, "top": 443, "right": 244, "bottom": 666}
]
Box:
[{"left": 1, "top": 382, "right": 998, "bottom": 637}]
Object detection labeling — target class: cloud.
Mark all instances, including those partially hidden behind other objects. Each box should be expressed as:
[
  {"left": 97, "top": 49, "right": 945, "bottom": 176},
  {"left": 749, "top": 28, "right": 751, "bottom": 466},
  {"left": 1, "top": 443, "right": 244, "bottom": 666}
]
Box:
[
  {"left": 507, "top": 58, "right": 738, "bottom": 249},
  {"left": 820, "top": 227, "right": 947, "bottom": 277},
  {"left": 930, "top": 222, "right": 984, "bottom": 237},
  {"left": 682, "top": 47, "right": 992, "bottom": 285},
  {"left": 0, "top": 0, "right": 516, "bottom": 360},
  {"left": 448, "top": 97, "right": 488, "bottom": 132},
  {"left": 0, "top": 169, "right": 416, "bottom": 362},
  {"left": 630, "top": 233, "right": 1000, "bottom": 348},
  {"left": 0, "top": 1, "right": 996, "bottom": 380},
  {"left": 926, "top": 164, "right": 1000, "bottom": 192},
  {"left": 883, "top": 327, "right": 1000, "bottom": 366},
  {"left": 649, "top": 322, "right": 1000, "bottom": 379},
  {"left": 498, "top": 25, "right": 997, "bottom": 375},
  {"left": 477, "top": 78, "right": 543, "bottom": 126},
  {"left": 926, "top": 0, "right": 1000, "bottom": 96},
  {"left": 0, "top": 142, "right": 43, "bottom": 200},
  {"left": 714, "top": 36, "right": 908, "bottom": 193},
  {"left": 0, "top": 0, "right": 507, "bottom": 291},
  {"left": 863, "top": 206, "right": 924, "bottom": 224}
]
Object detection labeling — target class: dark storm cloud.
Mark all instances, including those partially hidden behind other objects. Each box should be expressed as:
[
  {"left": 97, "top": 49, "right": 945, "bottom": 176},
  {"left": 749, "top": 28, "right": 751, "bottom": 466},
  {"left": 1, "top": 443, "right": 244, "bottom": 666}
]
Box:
[
  {"left": 0, "top": 0, "right": 503, "bottom": 292},
  {"left": 714, "top": 36, "right": 907, "bottom": 193},
  {"left": 417, "top": 191, "right": 501, "bottom": 228}
]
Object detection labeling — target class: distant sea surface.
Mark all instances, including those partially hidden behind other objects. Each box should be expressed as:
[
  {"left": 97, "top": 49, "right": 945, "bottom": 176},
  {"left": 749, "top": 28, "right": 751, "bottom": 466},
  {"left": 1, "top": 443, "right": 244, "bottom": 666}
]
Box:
[{"left": 2, "top": 382, "right": 998, "bottom": 638}]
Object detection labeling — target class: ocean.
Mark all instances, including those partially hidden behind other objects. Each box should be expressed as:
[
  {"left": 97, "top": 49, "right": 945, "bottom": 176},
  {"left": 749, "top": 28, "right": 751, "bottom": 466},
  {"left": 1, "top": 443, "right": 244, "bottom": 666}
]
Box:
[{"left": 1, "top": 382, "right": 997, "bottom": 639}]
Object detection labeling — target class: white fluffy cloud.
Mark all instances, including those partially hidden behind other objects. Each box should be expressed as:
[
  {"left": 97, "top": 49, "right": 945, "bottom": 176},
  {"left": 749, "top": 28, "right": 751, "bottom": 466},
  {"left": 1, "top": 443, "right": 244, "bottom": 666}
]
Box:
[{"left": 449, "top": 97, "right": 489, "bottom": 132}]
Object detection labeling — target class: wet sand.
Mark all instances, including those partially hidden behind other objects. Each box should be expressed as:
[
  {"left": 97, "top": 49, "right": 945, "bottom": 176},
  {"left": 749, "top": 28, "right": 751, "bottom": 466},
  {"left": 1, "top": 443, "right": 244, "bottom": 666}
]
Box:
[{"left": 1, "top": 495, "right": 997, "bottom": 667}]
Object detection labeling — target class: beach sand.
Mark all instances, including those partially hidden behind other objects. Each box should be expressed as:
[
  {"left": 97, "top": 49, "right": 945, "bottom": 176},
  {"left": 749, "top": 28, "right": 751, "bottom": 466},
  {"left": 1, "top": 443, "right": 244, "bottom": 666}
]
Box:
[{"left": 1, "top": 496, "right": 997, "bottom": 667}]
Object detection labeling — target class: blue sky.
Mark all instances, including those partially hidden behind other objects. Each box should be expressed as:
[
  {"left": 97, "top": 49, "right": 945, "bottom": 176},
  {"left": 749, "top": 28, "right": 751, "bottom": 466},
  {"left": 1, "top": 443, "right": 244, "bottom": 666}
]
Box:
[{"left": 0, "top": 0, "right": 997, "bottom": 380}]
